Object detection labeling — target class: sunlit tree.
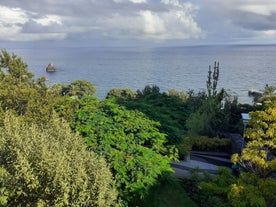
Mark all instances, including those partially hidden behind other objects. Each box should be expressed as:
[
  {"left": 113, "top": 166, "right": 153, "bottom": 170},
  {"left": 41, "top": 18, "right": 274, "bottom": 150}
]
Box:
[
  {"left": 0, "top": 112, "right": 118, "bottom": 206},
  {"left": 232, "top": 101, "right": 276, "bottom": 178}
]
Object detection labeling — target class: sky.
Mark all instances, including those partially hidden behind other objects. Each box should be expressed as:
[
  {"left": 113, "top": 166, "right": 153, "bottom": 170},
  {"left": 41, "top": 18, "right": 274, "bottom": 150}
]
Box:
[{"left": 0, "top": 0, "right": 276, "bottom": 47}]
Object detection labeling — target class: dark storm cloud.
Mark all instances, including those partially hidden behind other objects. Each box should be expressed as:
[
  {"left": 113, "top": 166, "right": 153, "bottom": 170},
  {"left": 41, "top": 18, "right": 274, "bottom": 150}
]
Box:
[
  {"left": 189, "top": 0, "right": 276, "bottom": 44},
  {"left": 21, "top": 19, "right": 63, "bottom": 33},
  {"left": 0, "top": 0, "right": 168, "bottom": 17},
  {"left": 231, "top": 10, "right": 276, "bottom": 31}
]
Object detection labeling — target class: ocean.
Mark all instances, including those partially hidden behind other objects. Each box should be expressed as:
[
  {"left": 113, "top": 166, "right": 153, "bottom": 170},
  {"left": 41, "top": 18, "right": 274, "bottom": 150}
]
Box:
[{"left": 7, "top": 45, "right": 276, "bottom": 104}]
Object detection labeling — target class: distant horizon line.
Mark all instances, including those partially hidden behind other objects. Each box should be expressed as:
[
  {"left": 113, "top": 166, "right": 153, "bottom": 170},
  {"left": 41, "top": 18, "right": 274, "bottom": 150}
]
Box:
[{"left": 1, "top": 42, "right": 276, "bottom": 50}]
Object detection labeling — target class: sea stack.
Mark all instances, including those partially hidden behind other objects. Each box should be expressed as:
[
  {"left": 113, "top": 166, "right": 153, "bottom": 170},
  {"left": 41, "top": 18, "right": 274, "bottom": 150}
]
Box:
[{"left": 46, "top": 63, "right": 56, "bottom": 72}]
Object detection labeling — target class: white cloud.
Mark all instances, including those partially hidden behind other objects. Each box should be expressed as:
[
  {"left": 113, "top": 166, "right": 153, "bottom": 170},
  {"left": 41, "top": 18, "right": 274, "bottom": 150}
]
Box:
[
  {"left": 0, "top": 5, "right": 28, "bottom": 24},
  {"left": 34, "top": 15, "right": 62, "bottom": 26},
  {"left": 0, "top": 0, "right": 276, "bottom": 45},
  {"left": 113, "top": 0, "right": 147, "bottom": 3},
  {"left": 0, "top": 1, "right": 203, "bottom": 43},
  {"left": 259, "top": 30, "right": 276, "bottom": 40},
  {"left": 130, "top": 0, "right": 147, "bottom": 3},
  {"left": 140, "top": 10, "right": 165, "bottom": 34},
  {"left": 0, "top": 5, "right": 65, "bottom": 41},
  {"left": 238, "top": 4, "right": 276, "bottom": 16}
]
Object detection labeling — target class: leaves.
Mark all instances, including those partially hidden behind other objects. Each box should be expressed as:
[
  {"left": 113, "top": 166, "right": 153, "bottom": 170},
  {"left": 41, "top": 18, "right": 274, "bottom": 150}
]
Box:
[
  {"left": 232, "top": 102, "right": 276, "bottom": 177},
  {"left": 0, "top": 112, "right": 118, "bottom": 206},
  {"left": 73, "top": 97, "right": 173, "bottom": 201}
]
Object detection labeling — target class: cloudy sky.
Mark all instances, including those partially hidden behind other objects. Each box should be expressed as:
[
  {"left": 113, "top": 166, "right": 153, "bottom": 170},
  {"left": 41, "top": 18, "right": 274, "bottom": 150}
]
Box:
[{"left": 0, "top": 0, "right": 276, "bottom": 47}]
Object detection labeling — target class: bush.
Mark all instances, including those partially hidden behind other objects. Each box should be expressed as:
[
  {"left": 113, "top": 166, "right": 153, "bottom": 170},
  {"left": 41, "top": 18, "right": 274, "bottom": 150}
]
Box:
[
  {"left": 0, "top": 112, "right": 118, "bottom": 207},
  {"left": 176, "top": 138, "right": 192, "bottom": 160},
  {"left": 189, "top": 136, "right": 231, "bottom": 152},
  {"left": 181, "top": 169, "right": 222, "bottom": 207}
]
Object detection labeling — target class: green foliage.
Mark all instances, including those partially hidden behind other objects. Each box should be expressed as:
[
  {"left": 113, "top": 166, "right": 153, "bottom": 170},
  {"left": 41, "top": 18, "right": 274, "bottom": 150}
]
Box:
[
  {"left": 176, "top": 137, "right": 192, "bottom": 160},
  {"left": 189, "top": 136, "right": 231, "bottom": 152},
  {"left": 106, "top": 88, "right": 137, "bottom": 100},
  {"left": 72, "top": 97, "right": 173, "bottom": 202},
  {"left": 130, "top": 176, "right": 198, "bottom": 207},
  {"left": 252, "top": 84, "right": 276, "bottom": 105},
  {"left": 137, "top": 84, "right": 161, "bottom": 97},
  {"left": 181, "top": 169, "right": 224, "bottom": 207},
  {"left": 222, "top": 96, "right": 244, "bottom": 134},
  {"left": 186, "top": 62, "right": 242, "bottom": 137},
  {"left": 185, "top": 89, "right": 207, "bottom": 112},
  {"left": 167, "top": 89, "right": 187, "bottom": 101},
  {"left": 199, "top": 167, "right": 236, "bottom": 207},
  {"left": 116, "top": 85, "right": 190, "bottom": 145},
  {"left": 67, "top": 80, "right": 96, "bottom": 98},
  {"left": 0, "top": 50, "right": 34, "bottom": 83},
  {"left": 0, "top": 112, "right": 118, "bottom": 207},
  {"left": 197, "top": 167, "right": 276, "bottom": 207},
  {"left": 228, "top": 173, "right": 276, "bottom": 207},
  {"left": 0, "top": 50, "right": 55, "bottom": 124},
  {"left": 231, "top": 101, "right": 276, "bottom": 177},
  {"left": 52, "top": 80, "right": 96, "bottom": 98},
  {"left": 186, "top": 62, "right": 226, "bottom": 137},
  {"left": 53, "top": 95, "right": 80, "bottom": 123},
  {"left": 186, "top": 92, "right": 227, "bottom": 137},
  {"left": 206, "top": 61, "right": 220, "bottom": 97}
]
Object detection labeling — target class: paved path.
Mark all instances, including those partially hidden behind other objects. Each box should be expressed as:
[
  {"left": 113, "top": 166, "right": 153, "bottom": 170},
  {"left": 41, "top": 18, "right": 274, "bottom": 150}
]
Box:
[{"left": 171, "top": 160, "right": 220, "bottom": 178}]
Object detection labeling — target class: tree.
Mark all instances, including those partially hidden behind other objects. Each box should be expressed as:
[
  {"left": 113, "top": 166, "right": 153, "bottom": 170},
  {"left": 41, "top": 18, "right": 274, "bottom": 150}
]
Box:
[
  {"left": 0, "top": 112, "right": 118, "bottom": 207},
  {"left": 106, "top": 88, "right": 137, "bottom": 100},
  {"left": 0, "top": 50, "right": 55, "bottom": 124},
  {"left": 198, "top": 167, "right": 276, "bottom": 207},
  {"left": 115, "top": 85, "right": 190, "bottom": 145},
  {"left": 228, "top": 173, "right": 276, "bottom": 207},
  {"left": 185, "top": 62, "right": 241, "bottom": 137},
  {"left": 186, "top": 91, "right": 227, "bottom": 137},
  {"left": 167, "top": 89, "right": 187, "bottom": 101},
  {"left": 68, "top": 80, "right": 96, "bottom": 98},
  {"left": 72, "top": 97, "right": 174, "bottom": 202},
  {"left": 137, "top": 85, "right": 161, "bottom": 97},
  {"left": 206, "top": 61, "right": 219, "bottom": 97},
  {"left": 255, "top": 84, "right": 276, "bottom": 105},
  {"left": 231, "top": 101, "right": 276, "bottom": 178},
  {"left": 0, "top": 50, "right": 34, "bottom": 84}
]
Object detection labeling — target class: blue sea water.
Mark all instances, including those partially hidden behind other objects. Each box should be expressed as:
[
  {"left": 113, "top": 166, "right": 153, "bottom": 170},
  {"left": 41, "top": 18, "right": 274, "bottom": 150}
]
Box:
[{"left": 8, "top": 45, "right": 276, "bottom": 104}]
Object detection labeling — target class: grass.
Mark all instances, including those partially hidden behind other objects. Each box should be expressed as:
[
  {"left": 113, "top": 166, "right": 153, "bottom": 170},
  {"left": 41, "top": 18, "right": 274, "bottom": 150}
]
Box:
[{"left": 130, "top": 177, "right": 198, "bottom": 207}]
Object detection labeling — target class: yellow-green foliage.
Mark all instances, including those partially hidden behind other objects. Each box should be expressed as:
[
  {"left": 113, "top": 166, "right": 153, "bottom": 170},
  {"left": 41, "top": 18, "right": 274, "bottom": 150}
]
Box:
[
  {"left": 228, "top": 173, "right": 276, "bottom": 207},
  {"left": 231, "top": 101, "right": 276, "bottom": 177},
  {"left": 0, "top": 112, "right": 118, "bottom": 207},
  {"left": 189, "top": 136, "right": 231, "bottom": 152},
  {"left": 0, "top": 50, "right": 55, "bottom": 125},
  {"left": 229, "top": 102, "right": 276, "bottom": 206}
]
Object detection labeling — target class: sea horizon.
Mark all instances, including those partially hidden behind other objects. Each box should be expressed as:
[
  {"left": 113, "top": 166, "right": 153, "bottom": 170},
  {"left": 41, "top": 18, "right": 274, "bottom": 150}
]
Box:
[{"left": 2, "top": 44, "right": 276, "bottom": 104}]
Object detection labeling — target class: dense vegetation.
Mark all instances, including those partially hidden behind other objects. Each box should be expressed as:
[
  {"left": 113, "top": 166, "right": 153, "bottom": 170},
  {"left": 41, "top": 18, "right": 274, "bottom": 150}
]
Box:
[
  {"left": 0, "top": 50, "right": 275, "bottom": 206},
  {"left": 72, "top": 97, "right": 175, "bottom": 202},
  {"left": 0, "top": 112, "right": 118, "bottom": 207}
]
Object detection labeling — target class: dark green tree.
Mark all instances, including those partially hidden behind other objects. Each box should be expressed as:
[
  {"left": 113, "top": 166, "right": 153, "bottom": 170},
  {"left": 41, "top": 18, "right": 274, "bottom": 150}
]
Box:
[
  {"left": 207, "top": 61, "right": 220, "bottom": 97},
  {"left": 57, "top": 80, "right": 97, "bottom": 98},
  {"left": 72, "top": 97, "right": 174, "bottom": 202},
  {"left": 185, "top": 62, "right": 240, "bottom": 137},
  {"left": 114, "top": 85, "right": 190, "bottom": 145}
]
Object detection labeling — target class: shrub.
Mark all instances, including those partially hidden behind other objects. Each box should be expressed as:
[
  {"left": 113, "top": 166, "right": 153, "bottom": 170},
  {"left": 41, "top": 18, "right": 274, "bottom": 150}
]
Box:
[
  {"left": 176, "top": 138, "right": 192, "bottom": 160},
  {"left": 189, "top": 136, "right": 231, "bottom": 152},
  {"left": 0, "top": 112, "right": 118, "bottom": 207}
]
